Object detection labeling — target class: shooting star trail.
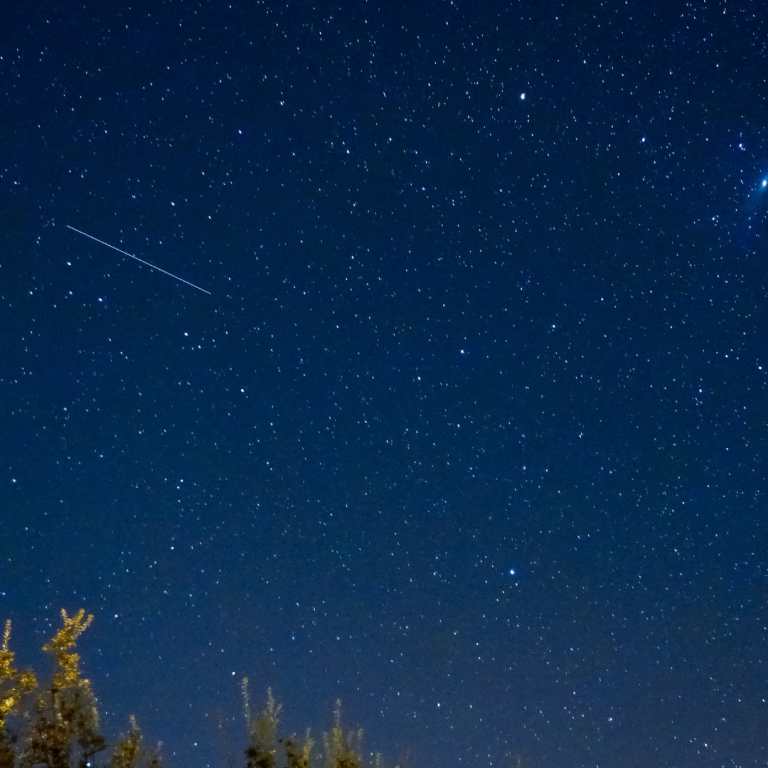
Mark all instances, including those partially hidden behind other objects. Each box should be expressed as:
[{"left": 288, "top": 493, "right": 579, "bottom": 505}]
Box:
[{"left": 66, "top": 225, "right": 210, "bottom": 294}]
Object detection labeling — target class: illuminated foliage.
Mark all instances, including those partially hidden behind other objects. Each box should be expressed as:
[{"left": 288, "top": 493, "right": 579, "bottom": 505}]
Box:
[
  {"left": 110, "top": 715, "right": 162, "bottom": 768},
  {"left": 41, "top": 610, "right": 94, "bottom": 695},
  {"left": 111, "top": 716, "right": 142, "bottom": 768},
  {"left": 18, "top": 610, "right": 104, "bottom": 768},
  {"left": 0, "top": 620, "right": 38, "bottom": 768},
  {"left": 323, "top": 701, "right": 362, "bottom": 768},
  {"left": 1, "top": 613, "right": 403, "bottom": 768},
  {"left": 0, "top": 620, "right": 38, "bottom": 726},
  {"left": 283, "top": 735, "right": 313, "bottom": 768},
  {"left": 243, "top": 681, "right": 281, "bottom": 768}
]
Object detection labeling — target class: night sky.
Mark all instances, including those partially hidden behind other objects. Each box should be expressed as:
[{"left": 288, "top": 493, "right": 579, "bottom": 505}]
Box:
[{"left": 2, "top": 1, "right": 768, "bottom": 767}]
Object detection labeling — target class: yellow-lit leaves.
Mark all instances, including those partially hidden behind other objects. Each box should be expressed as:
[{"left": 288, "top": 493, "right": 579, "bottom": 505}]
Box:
[
  {"left": 284, "top": 733, "right": 313, "bottom": 768},
  {"left": 0, "top": 619, "right": 38, "bottom": 725},
  {"left": 244, "top": 684, "right": 282, "bottom": 768},
  {"left": 42, "top": 609, "right": 94, "bottom": 692},
  {"left": 323, "top": 701, "right": 363, "bottom": 768},
  {"left": 112, "top": 715, "right": 143, "bottom": 768}
]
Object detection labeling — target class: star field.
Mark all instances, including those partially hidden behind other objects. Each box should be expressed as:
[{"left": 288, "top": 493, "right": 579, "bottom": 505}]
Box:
[{"left": 2, "top": 2, "right": 768, "bottom": 767}]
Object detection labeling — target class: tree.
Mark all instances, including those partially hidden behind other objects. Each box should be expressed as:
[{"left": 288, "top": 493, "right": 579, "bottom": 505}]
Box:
[
  {"left": 2, "top": 612, "right": 407, "bottom": 768},
  {"left": 0, "top": 619, "right": 38, "bottom": 768},
  {"left": 110, "top": 715, "right": 162, "bottom": 768},
  {"left": 17, "top": 609, "right": 105, "bottom": 768},
  {"left": 243, "top": 681, "right": 281, "bottom": 768},
  {"left": 323, "top": 701, "right": 362, "bottom": 768}
]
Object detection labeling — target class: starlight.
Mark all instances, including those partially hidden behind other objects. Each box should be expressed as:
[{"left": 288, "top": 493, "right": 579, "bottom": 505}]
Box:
[{"left": 745, "top": 176, "right": 768, "bottom": 211}]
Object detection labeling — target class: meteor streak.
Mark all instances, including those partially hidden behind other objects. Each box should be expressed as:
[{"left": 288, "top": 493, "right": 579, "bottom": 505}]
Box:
[{"left": 67, "top": 225, "right": 210, "bottom": 294}]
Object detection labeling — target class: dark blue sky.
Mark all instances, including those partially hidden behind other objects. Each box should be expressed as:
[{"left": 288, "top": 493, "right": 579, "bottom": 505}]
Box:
[{"left": 2, "top": 1, "right": 768, "bottom": 767}]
